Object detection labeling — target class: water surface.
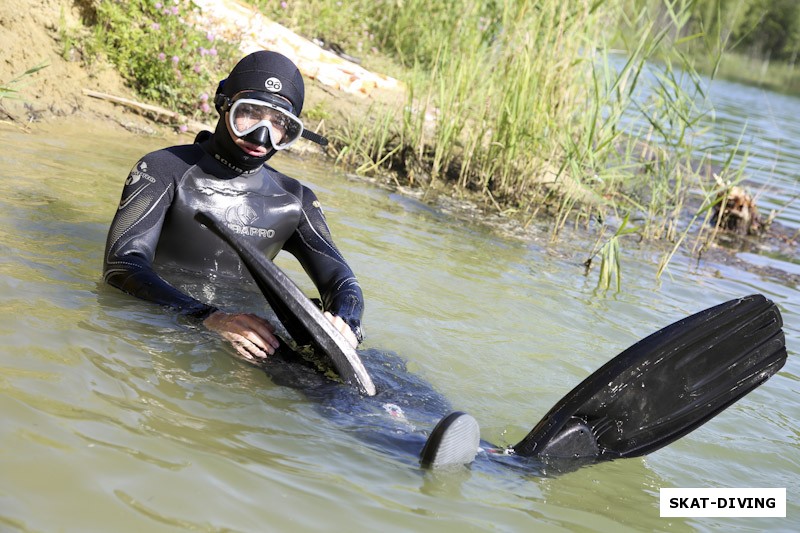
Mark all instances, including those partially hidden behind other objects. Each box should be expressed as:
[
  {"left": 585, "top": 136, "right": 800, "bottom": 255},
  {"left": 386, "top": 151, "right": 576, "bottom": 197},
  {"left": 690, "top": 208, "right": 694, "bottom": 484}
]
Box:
[{"left": 0, "top": 117, "right": 797, "bottom": 532}]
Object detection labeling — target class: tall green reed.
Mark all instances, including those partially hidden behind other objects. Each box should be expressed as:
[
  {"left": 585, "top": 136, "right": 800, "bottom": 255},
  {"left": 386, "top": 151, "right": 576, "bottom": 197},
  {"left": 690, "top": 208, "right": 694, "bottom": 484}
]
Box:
[
  {"left": 339, "top": 0, "right": 606, "bottom": 200},
  {"left": 414, "top": 1, "right": 738, "bottom": 286}
]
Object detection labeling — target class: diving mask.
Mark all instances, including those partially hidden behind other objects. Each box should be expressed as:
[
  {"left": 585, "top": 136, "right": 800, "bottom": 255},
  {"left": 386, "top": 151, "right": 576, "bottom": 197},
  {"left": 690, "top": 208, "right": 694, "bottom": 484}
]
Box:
[{"left": 227, "top": 95, "right": 304, "bottom": 151}]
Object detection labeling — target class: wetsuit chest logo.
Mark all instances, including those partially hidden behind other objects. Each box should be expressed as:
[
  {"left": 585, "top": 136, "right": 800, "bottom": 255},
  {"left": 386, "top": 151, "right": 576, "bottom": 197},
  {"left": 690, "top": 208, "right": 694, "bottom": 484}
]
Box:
[{"left": 225, "top": 204, "right": 275, "bottom": 238}]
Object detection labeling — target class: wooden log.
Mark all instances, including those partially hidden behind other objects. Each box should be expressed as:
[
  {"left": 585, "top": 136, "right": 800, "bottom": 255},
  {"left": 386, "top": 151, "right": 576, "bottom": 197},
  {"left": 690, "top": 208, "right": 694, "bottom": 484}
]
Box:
[{"left": 82, "top": 89, "right": 211, "bottom": 134}]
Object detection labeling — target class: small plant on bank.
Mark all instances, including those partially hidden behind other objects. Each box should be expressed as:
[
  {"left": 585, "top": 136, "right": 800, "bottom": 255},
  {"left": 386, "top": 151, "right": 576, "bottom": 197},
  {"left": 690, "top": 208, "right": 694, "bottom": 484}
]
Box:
[{"left": 0, "top": 63, "right": 49, "bottom": 103}]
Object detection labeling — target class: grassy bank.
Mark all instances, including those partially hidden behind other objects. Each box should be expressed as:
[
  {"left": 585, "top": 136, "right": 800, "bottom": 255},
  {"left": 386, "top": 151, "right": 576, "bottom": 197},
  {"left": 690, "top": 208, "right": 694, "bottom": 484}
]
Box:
[
  {"left": 61, "top": 0, "right": 766, "bottom": 289},
  {"left": 77, "top": 0, "right": 239, "bottom": 120}
]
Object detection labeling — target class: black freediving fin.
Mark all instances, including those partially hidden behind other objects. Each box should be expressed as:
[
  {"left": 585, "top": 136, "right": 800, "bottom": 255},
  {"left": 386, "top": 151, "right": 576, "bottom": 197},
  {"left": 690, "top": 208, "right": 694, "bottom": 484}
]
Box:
[
  {"left": 512, "top": 294, "right": 787, "bottom": 461},
  {"left": 194, "top": 211, "right": 377, "bottom": 396}
]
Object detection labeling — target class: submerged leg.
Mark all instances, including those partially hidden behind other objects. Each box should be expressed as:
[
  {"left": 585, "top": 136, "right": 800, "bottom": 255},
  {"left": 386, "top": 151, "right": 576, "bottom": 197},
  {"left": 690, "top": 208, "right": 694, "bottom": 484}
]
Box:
[{"left": 420, "top": 412, "right": 481, "bottom": 469}]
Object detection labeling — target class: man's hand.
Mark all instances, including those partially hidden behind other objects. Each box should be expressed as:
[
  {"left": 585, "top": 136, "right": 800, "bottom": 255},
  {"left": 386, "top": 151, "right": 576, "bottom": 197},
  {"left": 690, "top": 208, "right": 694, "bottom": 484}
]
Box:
[
  {"left": 203, "top": 311, "right": 280, "bottom": 362},
  {"left": 324, "top": 311, "right": 359, "bottom": 349}
]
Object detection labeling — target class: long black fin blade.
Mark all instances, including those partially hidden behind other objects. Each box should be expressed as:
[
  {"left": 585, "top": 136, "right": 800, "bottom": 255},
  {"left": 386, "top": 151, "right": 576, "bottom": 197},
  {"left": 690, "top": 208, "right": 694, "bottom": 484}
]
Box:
[
  {"left": 194, "top": 211, "right": 377, "bottom": 396},
  {"left": 513, "top": 294, "right": 787, "bottom": 459}
]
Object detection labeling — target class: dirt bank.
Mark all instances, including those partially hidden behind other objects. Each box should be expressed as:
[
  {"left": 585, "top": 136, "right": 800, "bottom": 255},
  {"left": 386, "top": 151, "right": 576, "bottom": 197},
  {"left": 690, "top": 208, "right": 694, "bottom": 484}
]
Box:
[
  {"left": 0, "top": 0, "right": 154, "bottom": 131},
  {"left": 0, "top": 0, "right": 397, "bottom": 144}
]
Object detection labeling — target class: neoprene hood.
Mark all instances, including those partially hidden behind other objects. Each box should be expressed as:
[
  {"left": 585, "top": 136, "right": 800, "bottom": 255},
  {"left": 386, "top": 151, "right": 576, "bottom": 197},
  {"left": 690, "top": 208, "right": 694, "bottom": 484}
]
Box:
[
  {"left": 217, "top": 50, "right": 305, "bottom": 115},
  {"left": 210, "top": 50, "right": 306, "bottom": 171}
]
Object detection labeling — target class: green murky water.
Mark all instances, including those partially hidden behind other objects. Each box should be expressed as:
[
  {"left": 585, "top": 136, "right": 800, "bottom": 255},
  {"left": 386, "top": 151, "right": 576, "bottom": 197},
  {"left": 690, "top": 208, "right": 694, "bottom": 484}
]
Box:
[{"left": 0, "top": 115, "right": 797, "bottom": 532}]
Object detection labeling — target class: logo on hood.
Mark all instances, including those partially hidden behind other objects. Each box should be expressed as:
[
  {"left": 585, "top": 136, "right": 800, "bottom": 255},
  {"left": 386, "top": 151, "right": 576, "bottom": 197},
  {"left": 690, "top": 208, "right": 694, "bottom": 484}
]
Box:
[{"left": 264, "top": 77, "right": 282, "bottom": 92}]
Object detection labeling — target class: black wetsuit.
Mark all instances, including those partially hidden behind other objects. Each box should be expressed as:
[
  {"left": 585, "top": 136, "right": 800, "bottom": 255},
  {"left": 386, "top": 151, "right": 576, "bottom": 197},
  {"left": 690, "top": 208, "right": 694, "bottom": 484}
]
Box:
[{"left": 103, "top": 140, "right": 364, "bottom": 341}]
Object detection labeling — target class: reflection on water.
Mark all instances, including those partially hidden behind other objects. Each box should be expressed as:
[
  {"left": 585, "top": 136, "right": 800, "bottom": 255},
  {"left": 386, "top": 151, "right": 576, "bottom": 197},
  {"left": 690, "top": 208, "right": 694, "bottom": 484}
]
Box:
[{"left": 0, "top": 119, "right": 797, "bottom": 532}]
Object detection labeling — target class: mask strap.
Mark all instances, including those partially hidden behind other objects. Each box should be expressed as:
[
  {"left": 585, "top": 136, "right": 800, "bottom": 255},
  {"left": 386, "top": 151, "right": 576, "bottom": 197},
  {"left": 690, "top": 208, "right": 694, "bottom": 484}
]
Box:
[
  {"left": 214, "top": 93, "right": 231, "bottom": 113},
  {"left": 301, "top": 129, "right": 328, "bottom": 147}
]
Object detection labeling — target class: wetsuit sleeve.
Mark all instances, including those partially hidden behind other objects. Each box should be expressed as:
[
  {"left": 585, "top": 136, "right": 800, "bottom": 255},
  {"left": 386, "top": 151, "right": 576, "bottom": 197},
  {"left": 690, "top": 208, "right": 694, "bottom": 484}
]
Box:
[
  {"left": 282, "top": 186, "right": 365, "bottom": 343},
  {"left": 103, "top": 155, "right": 216, "bottom": 319}
]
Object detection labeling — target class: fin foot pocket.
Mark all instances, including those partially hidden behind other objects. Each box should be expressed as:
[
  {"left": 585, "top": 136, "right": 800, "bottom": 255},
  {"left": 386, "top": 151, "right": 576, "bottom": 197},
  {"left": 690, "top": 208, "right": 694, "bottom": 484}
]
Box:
[{"left": 530, "top": 416, "right": 600, "bottom": 458}]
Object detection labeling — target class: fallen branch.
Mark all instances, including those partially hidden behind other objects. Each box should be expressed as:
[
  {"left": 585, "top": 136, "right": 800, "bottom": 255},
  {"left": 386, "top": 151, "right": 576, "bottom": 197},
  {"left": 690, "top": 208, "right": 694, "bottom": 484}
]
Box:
[{"left": 82, "top": 89, "right": 211, "bottom": 134}]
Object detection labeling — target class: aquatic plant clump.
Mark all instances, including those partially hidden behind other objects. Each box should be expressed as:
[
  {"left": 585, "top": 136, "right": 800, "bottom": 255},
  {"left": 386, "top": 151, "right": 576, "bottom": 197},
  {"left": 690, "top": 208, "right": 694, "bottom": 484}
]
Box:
[{"left": 327, "top": 0, "right": 609, "bottom": 197}]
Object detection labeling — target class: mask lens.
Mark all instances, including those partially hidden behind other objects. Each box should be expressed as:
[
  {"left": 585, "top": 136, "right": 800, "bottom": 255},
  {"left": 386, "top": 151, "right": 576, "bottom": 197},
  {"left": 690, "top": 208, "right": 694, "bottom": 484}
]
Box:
[{"left": 228, "top": 98, "right": 303, "bottom": 150}]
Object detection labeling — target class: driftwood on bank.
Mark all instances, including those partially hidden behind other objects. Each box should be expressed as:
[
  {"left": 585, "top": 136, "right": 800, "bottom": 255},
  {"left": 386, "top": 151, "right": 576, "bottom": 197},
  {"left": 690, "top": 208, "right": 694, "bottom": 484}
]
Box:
[{"left": 82, "top": 89, "right": 211, "bottom": 134}]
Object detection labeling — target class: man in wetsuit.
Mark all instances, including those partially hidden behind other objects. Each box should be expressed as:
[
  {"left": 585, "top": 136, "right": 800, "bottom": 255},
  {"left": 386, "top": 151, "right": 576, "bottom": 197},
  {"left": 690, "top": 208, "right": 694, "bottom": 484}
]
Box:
[{"left": 103, "top": 50, "right": 363, "bottom": 362}]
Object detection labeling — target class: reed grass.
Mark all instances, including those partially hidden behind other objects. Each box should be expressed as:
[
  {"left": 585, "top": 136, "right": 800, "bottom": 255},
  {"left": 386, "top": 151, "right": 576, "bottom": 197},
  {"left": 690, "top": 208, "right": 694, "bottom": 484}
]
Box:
[
  {"left": 314, "top": 0, "right": 747, "bottom": 288},
  {"left": 269, "top": 0, "right": 745, "bottom": 289}
]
